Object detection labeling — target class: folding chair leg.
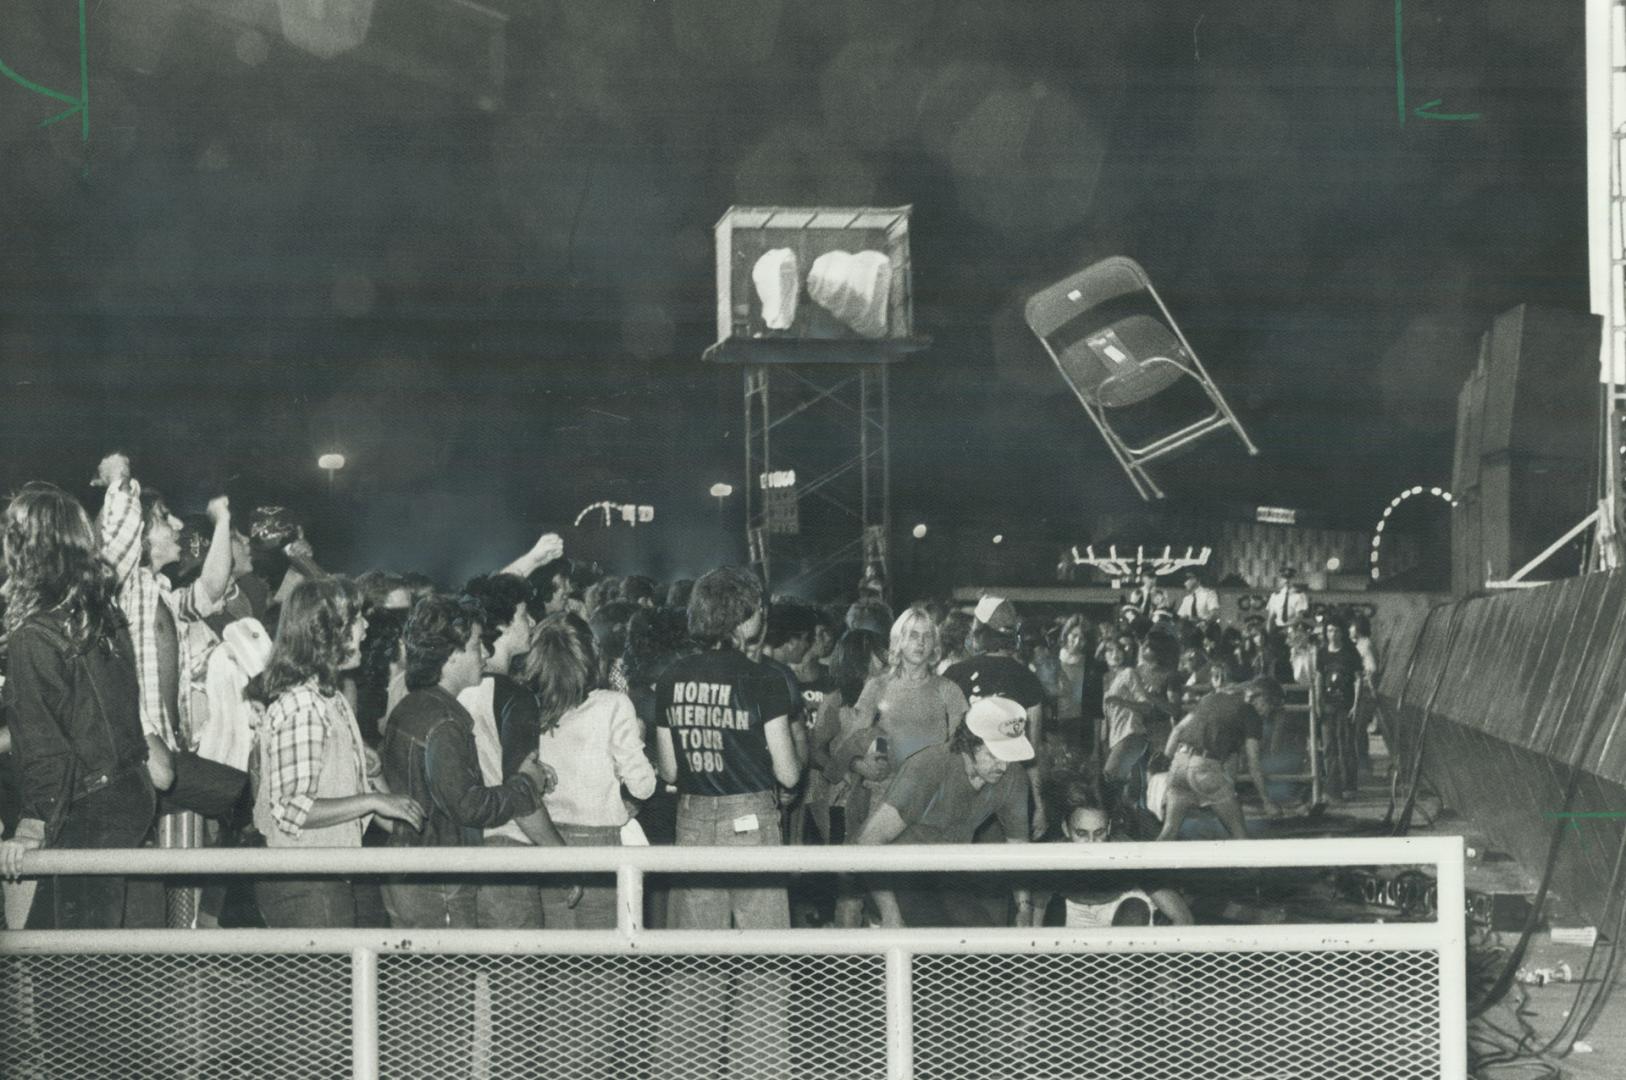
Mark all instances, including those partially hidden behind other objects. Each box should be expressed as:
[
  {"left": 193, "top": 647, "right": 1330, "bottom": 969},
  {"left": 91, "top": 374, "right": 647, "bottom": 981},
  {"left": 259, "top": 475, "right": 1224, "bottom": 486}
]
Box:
[{"left": 1082, "top": 398, "right": 1165, "bottom": 500}]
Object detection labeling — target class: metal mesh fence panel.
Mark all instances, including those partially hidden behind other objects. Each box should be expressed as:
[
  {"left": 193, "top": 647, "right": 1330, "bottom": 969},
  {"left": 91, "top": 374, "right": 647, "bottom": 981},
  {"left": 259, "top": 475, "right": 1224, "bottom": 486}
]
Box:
[
  {"left": 377, "top": 952, "right": 887, "bottom": 1080},
  {"left": 912, "top": 949, "right": 1441, "bottom": 1080},
  {"left": 0, "top": 952, "right": 351, "bottom": 1079}
]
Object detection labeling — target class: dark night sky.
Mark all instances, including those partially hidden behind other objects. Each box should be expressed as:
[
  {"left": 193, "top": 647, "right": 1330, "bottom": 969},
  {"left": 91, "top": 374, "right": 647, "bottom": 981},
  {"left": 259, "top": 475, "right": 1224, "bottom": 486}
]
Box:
[{"left": 0, "top": 0, "right": 1592, "bottom": 588}]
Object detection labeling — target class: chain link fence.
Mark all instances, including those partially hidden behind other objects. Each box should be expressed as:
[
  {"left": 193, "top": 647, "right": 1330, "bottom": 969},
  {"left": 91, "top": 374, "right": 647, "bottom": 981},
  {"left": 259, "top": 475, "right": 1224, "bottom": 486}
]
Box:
[
  {"left": 1, "top": 952, "right": 351, "bottom": 1079},
  {"left": 0, "top": 838, "right": 1467, "bottom": 1079},
  {"left": 2, "top": 946, "right": 1442, "bottom": 1080},
  {"left": 913, "top": 949, "right": 1441, "bottom": 1080}
]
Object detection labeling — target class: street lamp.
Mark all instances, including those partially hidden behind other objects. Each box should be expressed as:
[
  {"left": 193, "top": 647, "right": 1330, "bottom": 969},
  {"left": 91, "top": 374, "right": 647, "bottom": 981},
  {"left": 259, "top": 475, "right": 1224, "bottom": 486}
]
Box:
[
  {"left": 710, "top": 482, "right": 734, "bottom": 516},
  {"left": 318, "top": 452, "right": 345, "bottom": 493}
]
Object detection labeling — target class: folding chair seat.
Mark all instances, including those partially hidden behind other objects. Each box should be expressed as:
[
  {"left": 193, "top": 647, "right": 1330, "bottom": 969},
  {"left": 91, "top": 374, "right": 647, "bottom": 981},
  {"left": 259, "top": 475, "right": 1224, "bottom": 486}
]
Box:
[{"left": 1026, "top": 256, "right": 1259, "bottom": 499}]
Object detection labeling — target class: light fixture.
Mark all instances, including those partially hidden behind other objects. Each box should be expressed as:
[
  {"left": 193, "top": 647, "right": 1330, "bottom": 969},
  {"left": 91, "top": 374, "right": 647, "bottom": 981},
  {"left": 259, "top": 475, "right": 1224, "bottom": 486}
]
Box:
[
  {"left": 992, "top": 534, "right": 1004, "bottom": 544},
  {"left": 1370, "top": 484, "right": 1453, "bottom": 581},
  {"left": 912, "top": 523, "right": 927, "bottom": 539},
  {"left": 1326, "top": 556, "right": 1342, "bottom": 572},
  {"left": 709, "top": 482, "right": 734, "bottom": 499},
  {"left": 318, "top": 452, "right": 346, "bottom": 472}
]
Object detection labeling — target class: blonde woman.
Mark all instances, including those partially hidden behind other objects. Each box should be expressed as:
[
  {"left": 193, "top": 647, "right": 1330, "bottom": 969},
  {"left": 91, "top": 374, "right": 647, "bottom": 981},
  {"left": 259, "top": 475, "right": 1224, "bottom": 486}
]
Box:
[{"left": 852, "top": 606, "right": 969, "bottom": 773}]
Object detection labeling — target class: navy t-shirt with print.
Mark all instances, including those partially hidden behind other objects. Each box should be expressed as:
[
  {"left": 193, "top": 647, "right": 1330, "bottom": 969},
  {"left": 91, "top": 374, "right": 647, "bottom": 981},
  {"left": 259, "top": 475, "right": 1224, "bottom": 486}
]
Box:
[
  {"left": 656, "top": 646, "right": 795, "bottom": 796},
  {"left": 1317, "top": 646, "right": 1361, "bottom": 711},
  {"left": 797, "top": 670, "right": 835, "bottom": 722}
]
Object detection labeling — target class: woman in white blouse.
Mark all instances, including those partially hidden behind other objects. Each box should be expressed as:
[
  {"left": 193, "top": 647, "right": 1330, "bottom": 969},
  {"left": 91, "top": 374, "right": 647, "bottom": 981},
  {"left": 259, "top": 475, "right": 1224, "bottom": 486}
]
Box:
[{"left": 530, "top": 612, "right": 656, "bottom": 929}]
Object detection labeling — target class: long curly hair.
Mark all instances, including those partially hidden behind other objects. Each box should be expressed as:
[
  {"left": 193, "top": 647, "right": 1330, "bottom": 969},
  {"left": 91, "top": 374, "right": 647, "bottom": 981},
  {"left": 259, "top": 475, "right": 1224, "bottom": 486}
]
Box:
[
  {"left": 247, "top": 576, "right": 363, "bottom": 704},
  {"left": 522, "top": 612, "right": 599, "bottom": 734},
  {"left": 2, "top": 483, "right": 125, "bottom": 653}
]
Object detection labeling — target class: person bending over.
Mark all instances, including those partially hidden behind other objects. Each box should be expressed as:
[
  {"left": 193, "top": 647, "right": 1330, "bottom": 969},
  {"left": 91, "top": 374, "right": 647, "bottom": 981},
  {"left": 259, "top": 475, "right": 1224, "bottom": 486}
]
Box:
[
  {"left": 1158, "top": 677, "right": 1284, "bottom": 840},
  {"left": 856, "top": 697, "right": 1034, "bottom": 928}
]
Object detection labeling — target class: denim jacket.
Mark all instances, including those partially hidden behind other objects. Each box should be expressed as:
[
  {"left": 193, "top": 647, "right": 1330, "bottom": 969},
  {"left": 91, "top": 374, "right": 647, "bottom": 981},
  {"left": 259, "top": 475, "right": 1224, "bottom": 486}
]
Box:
[
  {"left": 379, "top": 686, "right": 538, "bottom": 848},
  {"left": 3, "top": 613, "right": 148, "bottom": 838}
]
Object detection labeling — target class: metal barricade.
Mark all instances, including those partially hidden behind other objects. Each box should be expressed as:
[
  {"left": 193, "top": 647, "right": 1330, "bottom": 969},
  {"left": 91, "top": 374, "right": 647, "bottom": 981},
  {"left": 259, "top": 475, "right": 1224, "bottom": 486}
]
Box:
[{"left": 1, "top": 837, "right": 1467, "bottom": 1080}]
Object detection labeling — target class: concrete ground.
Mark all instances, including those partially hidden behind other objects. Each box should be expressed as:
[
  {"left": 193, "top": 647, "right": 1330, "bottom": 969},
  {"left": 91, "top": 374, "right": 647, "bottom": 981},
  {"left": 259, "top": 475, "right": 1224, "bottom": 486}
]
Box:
[{"left": 1234, "top": 733, "right": 1623, "bottom": 1080}]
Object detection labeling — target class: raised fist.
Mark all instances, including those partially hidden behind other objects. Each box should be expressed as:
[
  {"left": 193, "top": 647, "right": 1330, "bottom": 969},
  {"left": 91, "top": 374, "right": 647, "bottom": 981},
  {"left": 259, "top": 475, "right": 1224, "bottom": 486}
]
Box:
[
  {"left": 530, "top": 532, "right": 565, "bottom": 563},
  {"left": 94, "top": 453, "right": 131, "bottom": 489},
  {"left": 207, "top": 495, "right": 230, "bottom": 524}
]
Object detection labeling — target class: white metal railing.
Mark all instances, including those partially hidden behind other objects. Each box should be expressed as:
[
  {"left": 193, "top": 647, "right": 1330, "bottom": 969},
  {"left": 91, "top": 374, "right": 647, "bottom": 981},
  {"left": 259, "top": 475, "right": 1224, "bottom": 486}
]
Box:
[{"left": 2, "top": 837, "right": 1467, "bottom": 1080}]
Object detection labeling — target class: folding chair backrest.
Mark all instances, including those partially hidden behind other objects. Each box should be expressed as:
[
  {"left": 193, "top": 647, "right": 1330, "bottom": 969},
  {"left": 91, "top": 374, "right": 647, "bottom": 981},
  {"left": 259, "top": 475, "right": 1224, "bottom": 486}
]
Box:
[{"left": 1026, "top": 257, "right": 1185, "bottom": 407}]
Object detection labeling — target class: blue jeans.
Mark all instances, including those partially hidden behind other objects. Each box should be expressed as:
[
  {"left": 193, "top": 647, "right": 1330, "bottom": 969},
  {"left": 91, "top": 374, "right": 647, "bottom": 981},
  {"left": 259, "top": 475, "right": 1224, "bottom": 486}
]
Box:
[
  {"left": 255, "top": 876, "right": 357, "bottom": 928},
  {"left": 655, "top": 791, "right": 790, "bottom": 1080},
  {"left": 533, "top": 824, "right": 624, "bottom": 1078},
  {"left": 541, "top": 823, "right": 621, "bottom": 930},
  {"left": 382, "top": 877, "right": 478, "bottom": 928},
  {"left": 1323, "top": 704, "right": 1360, "bottom": 796},
  {"left": 670, "top": 790, "right": 787, "bottom": 930},
  {"left": 380, "top": 880, "right": 478, "bottom": 1079},
  {"left": 26, "top": 770, "right": 159, "bottom": 1077},
  {"left": 475, "top": 836, "right": 544, "bottom": 929},
  {"left": 27, "top": 768, "right": 156, "bottom": 930}
]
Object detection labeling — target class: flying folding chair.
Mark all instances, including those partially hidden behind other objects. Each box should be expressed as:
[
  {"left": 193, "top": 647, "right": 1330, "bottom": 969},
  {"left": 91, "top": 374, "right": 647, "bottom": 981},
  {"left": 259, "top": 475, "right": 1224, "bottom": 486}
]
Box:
[{"left": 1025, "top": 256, "right": 1259, "bottom": 500}]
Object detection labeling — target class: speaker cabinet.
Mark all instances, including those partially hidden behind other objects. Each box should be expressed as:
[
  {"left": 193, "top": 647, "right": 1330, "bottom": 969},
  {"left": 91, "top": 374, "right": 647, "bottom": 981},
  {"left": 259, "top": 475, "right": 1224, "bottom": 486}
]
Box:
[{"left": 1452, "top": 305, "right": 1600, "bottom": 595}]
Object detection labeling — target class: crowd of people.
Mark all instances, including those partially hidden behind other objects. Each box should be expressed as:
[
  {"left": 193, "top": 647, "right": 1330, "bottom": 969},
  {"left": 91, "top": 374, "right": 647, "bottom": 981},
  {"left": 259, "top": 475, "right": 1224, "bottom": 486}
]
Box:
[{"left": 0, "top": 455, "right": 1385, "bottom": 943}]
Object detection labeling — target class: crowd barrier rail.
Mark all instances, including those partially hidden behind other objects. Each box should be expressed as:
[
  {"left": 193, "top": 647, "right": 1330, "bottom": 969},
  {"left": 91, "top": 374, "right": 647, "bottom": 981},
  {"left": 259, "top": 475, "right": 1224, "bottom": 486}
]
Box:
[{"left": 2, "top": 836, "right": 1466, "bottom": 1080}]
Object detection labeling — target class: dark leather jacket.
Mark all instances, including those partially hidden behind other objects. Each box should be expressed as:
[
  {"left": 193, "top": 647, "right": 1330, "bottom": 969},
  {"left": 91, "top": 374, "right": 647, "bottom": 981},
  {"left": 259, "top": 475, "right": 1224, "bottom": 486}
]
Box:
[
  {"left": 3, "top": 613, "right": 148, "bottom": 837},
  {"left": 380, "top": 686, "right": 538, "bottom": 848}
]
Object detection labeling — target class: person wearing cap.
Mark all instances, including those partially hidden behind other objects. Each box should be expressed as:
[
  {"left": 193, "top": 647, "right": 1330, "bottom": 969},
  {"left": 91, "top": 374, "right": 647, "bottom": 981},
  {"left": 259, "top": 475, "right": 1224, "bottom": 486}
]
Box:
[
  {"left": 1264, "top": 568, "right": 1308, "bottom": 633},
  {"left": 856, "top": 696, "right": 1035, "bottom": 927},
  {"left": 1157, "top": 678, "right": 1284, "bottom": 840},
  {"left": 1175, "top": 571, "right": 1220, "bottom": 623},
  {"left": 942, "top": 596, "right": 1049, "bottom": 839}
]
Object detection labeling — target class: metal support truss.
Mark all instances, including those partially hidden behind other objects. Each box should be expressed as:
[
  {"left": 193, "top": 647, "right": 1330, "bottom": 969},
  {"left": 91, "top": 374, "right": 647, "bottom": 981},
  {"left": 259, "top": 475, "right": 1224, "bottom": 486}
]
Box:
[
  {"left": 1586, "top": 0, "right": 1626, "bottom": 569},
  {"left": 744, "top": 363, "right": 890, "bottom": 599}
]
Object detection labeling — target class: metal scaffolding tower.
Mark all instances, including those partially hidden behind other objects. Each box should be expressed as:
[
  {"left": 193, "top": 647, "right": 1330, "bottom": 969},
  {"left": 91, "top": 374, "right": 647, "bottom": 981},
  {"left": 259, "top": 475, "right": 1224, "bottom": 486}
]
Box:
[
  {"left": 742, "top": 361, "right": 894, "bottom": 599},
  {"left": 707, "top": 205, "right": 927, "bottom": 600}
]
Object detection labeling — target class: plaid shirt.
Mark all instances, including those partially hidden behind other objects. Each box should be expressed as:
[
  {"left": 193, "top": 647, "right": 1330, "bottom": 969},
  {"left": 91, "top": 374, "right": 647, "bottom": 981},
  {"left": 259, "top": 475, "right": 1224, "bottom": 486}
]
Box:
[
  {"left": 258, "top": 679, "right": 371, "bottom": 839},
  {"left": 99, "top": 480, "right": 224, "bottom": 750}
]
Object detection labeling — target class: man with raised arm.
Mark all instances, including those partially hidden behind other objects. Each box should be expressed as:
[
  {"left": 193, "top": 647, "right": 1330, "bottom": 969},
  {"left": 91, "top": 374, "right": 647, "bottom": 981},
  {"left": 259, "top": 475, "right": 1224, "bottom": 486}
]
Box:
[{"left": 94, "top": 452, "right": 233, "bottom": 793}]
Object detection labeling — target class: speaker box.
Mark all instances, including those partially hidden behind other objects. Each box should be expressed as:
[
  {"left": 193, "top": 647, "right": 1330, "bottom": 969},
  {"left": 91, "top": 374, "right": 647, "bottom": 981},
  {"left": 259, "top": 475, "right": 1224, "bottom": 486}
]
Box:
[
  {"left": 1452, "top": 305, "right": 1601, "bottom": 595},
  {"left": 1479, "top": 305, "right": 1599, "bottom": 461}
]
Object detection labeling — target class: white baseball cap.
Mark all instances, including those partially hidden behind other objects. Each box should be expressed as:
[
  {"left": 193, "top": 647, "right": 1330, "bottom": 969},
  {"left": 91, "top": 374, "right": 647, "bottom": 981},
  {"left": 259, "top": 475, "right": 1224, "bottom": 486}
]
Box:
[{"left": 965, "top": 696, "right": 1034, "bottom": 762}]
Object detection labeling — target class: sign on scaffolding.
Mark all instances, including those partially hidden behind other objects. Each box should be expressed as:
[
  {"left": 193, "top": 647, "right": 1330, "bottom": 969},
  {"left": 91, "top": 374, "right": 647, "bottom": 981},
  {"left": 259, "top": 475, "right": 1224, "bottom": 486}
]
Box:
[{"left": 761, "top": 470, "right": 800, "bottom": 535}]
